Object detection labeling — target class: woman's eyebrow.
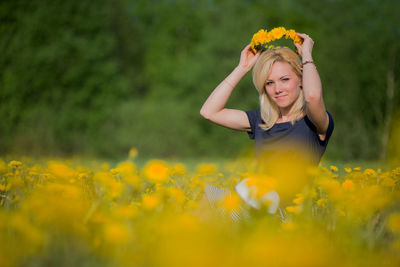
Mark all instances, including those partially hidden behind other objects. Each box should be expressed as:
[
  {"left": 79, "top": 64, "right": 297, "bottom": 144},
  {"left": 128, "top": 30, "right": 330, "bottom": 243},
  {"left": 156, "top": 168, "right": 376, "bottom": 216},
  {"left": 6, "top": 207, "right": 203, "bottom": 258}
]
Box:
[{"left": 267, "top": 74, "right": 290, "bottom": 80}]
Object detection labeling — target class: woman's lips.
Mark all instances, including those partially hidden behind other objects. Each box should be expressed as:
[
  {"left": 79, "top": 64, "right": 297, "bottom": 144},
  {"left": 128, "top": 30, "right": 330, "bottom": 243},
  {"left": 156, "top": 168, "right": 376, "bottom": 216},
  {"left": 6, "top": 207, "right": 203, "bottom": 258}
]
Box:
[{"left": 275, "top": 94, "right": 287, "bottom": 99}]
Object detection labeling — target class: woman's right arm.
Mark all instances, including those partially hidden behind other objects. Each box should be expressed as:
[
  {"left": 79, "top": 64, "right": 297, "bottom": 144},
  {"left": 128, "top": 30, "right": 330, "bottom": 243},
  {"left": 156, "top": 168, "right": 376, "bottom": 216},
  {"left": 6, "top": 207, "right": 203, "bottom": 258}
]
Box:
[{"left": 200, "top": 44, "right": 260, "bottom": 131}]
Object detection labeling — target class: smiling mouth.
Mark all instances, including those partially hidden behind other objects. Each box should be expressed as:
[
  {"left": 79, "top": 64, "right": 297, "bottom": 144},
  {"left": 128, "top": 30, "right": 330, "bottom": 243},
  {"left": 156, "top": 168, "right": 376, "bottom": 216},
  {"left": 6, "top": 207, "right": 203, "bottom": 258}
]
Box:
[{"left": 275, "top": 95, "right": 288, "bottom": 99}]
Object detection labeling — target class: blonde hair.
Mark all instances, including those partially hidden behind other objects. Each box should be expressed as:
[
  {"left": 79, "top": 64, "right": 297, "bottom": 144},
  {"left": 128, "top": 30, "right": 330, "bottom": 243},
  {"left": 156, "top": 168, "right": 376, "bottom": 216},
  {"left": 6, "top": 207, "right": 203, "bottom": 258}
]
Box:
[{"left": 252, "top": 47, "right": 305, "bottom": 130}]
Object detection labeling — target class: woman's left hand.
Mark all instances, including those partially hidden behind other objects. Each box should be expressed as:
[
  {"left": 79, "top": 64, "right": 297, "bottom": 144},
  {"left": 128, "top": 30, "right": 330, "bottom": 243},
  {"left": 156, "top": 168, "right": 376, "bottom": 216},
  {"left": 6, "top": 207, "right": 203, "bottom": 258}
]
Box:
[{"left": 294, "top": 33, "right": 314, "bottom": 60}]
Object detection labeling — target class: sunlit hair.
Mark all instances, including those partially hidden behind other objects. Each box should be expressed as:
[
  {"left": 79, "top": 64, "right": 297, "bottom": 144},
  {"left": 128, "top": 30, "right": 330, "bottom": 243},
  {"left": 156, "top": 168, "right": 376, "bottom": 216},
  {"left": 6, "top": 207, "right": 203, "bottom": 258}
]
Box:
[{"left": 252, "top": 47, "right": 305, "bottom": 130}]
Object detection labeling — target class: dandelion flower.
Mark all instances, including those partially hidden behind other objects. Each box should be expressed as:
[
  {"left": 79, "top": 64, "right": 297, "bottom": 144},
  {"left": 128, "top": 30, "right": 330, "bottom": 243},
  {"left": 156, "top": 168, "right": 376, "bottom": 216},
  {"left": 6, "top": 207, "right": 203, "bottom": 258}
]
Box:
[
  {"left": 8, "top": 160, "right": 22, "bottom": 169},
  {"left": 316, "top": 198, "right": 328, "bottom": 208},
  {"left": 142, "top": 160, "right": 170, "bottom": 183},
  {"left": 342, "top": 180, "right": 355, "bottom": 191},
  {"left": 381, "top": 177, "right": 395, "bottom": 187},
  {"left": 129, "top": 147, "right": 138, "bottom": 159},
  {"left": 330, "top": 165, "right": 338, "bottom": 172},
  {"left": 286, "top": 205, "right": 301, "bottom": 214},
  {"left": 387, "top": 212, "right": 400, "bottom": 234}
]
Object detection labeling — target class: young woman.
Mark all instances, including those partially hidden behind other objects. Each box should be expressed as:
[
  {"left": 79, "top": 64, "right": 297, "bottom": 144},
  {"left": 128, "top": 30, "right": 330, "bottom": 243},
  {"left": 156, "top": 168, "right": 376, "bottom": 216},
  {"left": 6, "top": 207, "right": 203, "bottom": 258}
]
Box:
[
  {"left": 199, "top": 33, "right": 334, "bottom": 221},
  {"left": 200, "top": 33, "right": 334, "bottom": 165}
]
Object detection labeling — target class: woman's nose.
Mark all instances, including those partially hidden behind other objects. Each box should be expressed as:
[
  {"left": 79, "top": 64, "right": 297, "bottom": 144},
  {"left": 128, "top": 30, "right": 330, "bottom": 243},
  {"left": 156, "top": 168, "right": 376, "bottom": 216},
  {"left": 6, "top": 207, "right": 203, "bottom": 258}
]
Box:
[{"left": 275, "top": 83, "right": 283, "bottom": 94}]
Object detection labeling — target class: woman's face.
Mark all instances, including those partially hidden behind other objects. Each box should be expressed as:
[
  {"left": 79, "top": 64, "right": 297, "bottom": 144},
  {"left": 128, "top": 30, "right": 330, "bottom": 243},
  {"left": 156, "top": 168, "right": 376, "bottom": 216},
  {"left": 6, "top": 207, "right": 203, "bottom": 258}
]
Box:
[{"left": 264, "top": 61, "right": 302, "bottom": 111}]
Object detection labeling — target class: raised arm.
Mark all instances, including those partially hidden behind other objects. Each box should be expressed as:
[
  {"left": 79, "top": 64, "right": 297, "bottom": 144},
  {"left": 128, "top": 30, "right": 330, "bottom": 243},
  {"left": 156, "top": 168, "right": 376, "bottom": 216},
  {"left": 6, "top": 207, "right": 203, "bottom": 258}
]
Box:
[
  {"left": 294, "top": 33, "right": 330, "bottom": 140},
  {"left": 200, "top": 44, "right": 260, "bottom": 131}
]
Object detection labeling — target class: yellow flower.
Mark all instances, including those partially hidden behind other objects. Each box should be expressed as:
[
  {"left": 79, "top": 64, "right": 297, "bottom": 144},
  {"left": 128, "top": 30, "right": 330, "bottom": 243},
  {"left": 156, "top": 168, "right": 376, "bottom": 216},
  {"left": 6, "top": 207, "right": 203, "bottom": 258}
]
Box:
[
  {"left": 281, "top": 220, "right": 297, "bottom": 231},
  {"left": 0, "top": 184, "right": 11, "bottom": 191},
  {"left": 110, "top": 168, "right": 119, "bottom": 176},
  {"left": 222, "top": 194, "right": 241, "bottom": 211},
  {"left": 293, "top": 34, "right": 303, "bottom": 44},
  {"left": 250, "top": 27, "right": 302, "bottom": 53},
  {"left": 353, "top": 167, "right": 361, "bottom": 171},
  {"left": 103, "top": 222, "right": 130, "bottom": 244},
  {"left": 330, "top": 165, "right": 338, "bottom": 172},
  {"left": 316, "top": 198, "right": 328, "bottom": 208},
  {"left": 381, "top": 177, "right": 395, "bottom": 187},
  {"left": 292, "top": 193, "right": 304, "bottom": 205},
  {"left": 269, "top": 26, "right": 286, "bottom": 40},
  {"left": 387, "top": 212, "right": 400, "bottom": 234},
  {"left": 285, "top": 29, "right": 297, "bottom": 40},
  {"left": 342, "top": 180, "right": 355, "bottom": 191},
  {"left": 47, "top": 161, "right": 77, "bottom": 180},
  {"left": 123, "top": 174, "right": 141, "bottom": 189},
  {"left": 114, "top": 205, "right": 139, "bottom": 220},
  {"left": 142, "top": 160, "right": 170, "bottom": 183},
  {"left": 344, "top": 167, "right": 352, "bottom": 174},
  {"left": 245, "top": 175, "right": 276, "bottom": 198},
  {"left": 0, "top": 158, "right": 7, "bottom": 174},
  {"left": 94, "top": 171, "right": 125, "bottom": 199},
  {"left": 337, "top": 209, "right": 346, "bottom": 217},
  {"left": 142, "top": 193, "right": 161, "bottom": 211},
  {"left": 129, "top": 147, "right": 138, "bottom": 159},
  {"left": 250, "top": 29, "right": 270, "bottom": 52},
  {"left": 318, "top": 178, "right": 341, "bottom": 201},
  {"left": 170, "top": 163, "right": 186, "bottom": 176},
  {"left": 117, "top": 161, "right": 136, "bottom": 176},
  {"left": 196, "top": 163, "right": 217, "bottom": 175},
  {"left": 167, "top": 187, "right": 186, "bottom": 204},
  {"left": 8, "top": 160, "right": 22, "bottom": 169},
  {"left": 101, "top": 162, "right": 110, "bottom": 171},
  {"left": 363, "top": 168, "right": 377, "bottom": 178},
  {"left": 285, "top": 205, "right": 301, "bottom": 214}
]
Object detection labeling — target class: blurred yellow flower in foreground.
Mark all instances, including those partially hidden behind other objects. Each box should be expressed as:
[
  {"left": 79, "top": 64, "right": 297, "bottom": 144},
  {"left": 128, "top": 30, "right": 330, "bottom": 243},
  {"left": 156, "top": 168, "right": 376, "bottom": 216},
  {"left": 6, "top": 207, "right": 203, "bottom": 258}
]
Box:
[
  {"left": 286, "top": 205, "right": 301, "bottom": 214},
  {"left": 142, "top": 193, "right": 161, "bottom": 211},
  {"left": 387, "top": 212, "right": 400, "bottom": 234},
  {"left": 103, "top": 222, "right": 130, "bottom": 244},
  {"left": 222, "top": 194, "right": 241, "bottom": 211},
  {"left": 142, "top": 160, "right": 169, "bottom": 183},
  {"left": 47, "top": 161, "right": 77, "bottom": 180},
  {"left": 1, "top": 156, "right": 400, "bottom": 267},
  {"left": 170, "top": 163, "right": 186, "bottom": 176},
  {"left": 117, "top": 161, "right": 136, "bottom": 176},
  {"left": 8, "top": 160, "right": 22, "bottom": 169},
  {"left": 381, "top": 176, "right": 396, "bottom": 187},
  {"left": 317, "top": 198, "right": 328, "bottom": 208},
  {"left": 196, "top": 163, "right": 217, "bottom": 175},
  {"left": 342, "top": 179, "right": 355, "bottom": 191}
]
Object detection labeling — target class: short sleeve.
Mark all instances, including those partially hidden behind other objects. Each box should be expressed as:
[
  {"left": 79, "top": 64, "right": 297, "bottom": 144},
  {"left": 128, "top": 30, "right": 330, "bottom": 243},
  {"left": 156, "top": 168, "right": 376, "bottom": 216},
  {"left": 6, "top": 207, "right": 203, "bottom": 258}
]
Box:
[
  {"left": 245, "top": 110, "right": 259, "bottom": 140},
  {"left": 321, "top": 111, "right": 334, "bottom": 146}
]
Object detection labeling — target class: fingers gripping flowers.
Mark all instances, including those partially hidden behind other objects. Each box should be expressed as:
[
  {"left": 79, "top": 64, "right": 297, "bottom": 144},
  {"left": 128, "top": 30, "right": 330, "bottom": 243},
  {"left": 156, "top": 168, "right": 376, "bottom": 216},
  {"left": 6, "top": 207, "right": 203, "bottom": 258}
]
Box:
[{"left": 250, "top": 27, "right": 303, "bottom": 54}]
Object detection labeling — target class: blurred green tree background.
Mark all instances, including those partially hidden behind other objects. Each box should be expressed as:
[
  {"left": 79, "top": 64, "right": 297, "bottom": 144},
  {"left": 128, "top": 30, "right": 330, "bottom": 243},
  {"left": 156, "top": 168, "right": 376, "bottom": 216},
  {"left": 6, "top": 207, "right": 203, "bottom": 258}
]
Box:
[{"left": 0, "top": 0, "right": 399, "bottom": 160}]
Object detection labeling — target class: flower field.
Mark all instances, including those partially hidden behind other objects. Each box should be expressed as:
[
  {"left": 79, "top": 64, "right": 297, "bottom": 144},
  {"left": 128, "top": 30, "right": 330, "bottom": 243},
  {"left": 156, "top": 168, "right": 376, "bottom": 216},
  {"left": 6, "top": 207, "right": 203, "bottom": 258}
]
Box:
[{"left": 1, "top": 152, "right": 400, "bottom": 267}]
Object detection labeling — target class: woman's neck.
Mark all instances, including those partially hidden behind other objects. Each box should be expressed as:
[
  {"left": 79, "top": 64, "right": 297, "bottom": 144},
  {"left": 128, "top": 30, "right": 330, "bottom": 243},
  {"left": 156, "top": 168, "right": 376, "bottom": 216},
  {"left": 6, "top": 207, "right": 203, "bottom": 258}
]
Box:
[
  {"left": 277, "top": 106, "right": 305, "bottom": 123},
  {"left": 278, "top": 105, "right": 296, "bottom": 122}
]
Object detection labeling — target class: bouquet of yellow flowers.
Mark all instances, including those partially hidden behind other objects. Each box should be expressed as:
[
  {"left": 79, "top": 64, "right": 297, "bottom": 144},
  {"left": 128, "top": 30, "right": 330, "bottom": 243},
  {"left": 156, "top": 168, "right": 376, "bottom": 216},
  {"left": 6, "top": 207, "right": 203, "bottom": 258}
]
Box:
[{"left": 250, "top": 27, "right": 303, "bottom": 53}]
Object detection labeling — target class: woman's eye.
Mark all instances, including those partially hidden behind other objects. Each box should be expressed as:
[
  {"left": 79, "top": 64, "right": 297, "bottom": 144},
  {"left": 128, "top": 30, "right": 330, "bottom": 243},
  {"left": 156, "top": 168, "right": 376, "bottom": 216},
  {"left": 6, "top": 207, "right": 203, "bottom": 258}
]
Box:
[
  {"left": 282, "top": 78, "right": 289, "bottom": 81},
  {"left": 265, "top": 81, "right": 273, "bottom": 86}
]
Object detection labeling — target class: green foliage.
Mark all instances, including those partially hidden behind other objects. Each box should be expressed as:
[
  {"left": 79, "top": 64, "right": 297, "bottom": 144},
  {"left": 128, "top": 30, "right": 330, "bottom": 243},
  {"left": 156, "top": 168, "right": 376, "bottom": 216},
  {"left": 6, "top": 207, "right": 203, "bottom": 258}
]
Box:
[{"left": 0, "top": 0, "right": 399, "bottom": 160}]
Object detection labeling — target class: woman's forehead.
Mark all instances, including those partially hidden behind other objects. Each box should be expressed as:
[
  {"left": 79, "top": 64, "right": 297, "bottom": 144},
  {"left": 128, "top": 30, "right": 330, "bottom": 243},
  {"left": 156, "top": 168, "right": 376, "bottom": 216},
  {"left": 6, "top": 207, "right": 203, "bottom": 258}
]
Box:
[{"left": 267, "top": 61, "right": 295, "bottom": 79}]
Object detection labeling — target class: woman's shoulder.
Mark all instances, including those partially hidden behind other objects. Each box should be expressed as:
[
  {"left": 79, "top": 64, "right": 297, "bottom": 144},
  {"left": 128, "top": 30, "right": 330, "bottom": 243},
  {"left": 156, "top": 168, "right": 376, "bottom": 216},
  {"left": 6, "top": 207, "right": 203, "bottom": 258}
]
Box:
[
  {"left": 303, "top": 111, "right": 334, "bottom": 130},
  {"left": 303, "top": 110, "right": 335, "bottom": 144},
  {"left": 245, "top": 109, "right": 264, "bottom": 126}
]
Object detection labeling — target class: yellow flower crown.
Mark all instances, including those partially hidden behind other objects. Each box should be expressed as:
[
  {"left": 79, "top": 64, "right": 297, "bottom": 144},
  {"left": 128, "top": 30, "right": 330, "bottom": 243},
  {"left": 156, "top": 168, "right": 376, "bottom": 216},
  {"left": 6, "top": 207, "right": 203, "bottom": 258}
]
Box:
[{"left": 250, "top": 27, "right": 303, "bottom": 53}]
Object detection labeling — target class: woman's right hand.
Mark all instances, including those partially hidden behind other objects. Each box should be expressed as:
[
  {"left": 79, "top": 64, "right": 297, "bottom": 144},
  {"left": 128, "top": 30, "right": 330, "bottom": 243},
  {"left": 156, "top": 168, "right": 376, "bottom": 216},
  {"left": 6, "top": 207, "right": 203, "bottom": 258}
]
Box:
[{"left": 238, "top": 44, "right": 261, "bottom": 73}]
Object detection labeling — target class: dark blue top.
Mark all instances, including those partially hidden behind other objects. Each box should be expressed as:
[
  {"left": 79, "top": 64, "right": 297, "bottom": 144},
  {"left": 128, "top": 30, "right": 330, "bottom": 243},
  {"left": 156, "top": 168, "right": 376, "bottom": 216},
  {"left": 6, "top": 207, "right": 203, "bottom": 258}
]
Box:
[{"left": 245, "top": 110, "right": 334, "bottom": 165}]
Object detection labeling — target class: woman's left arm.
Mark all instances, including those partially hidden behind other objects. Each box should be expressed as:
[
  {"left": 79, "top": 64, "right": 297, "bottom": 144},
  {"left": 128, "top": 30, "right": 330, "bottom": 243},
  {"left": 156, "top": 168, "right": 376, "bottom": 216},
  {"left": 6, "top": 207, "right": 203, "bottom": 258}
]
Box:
[{"left": 294, "top": 33, "right": 329, "bottom": 140}]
